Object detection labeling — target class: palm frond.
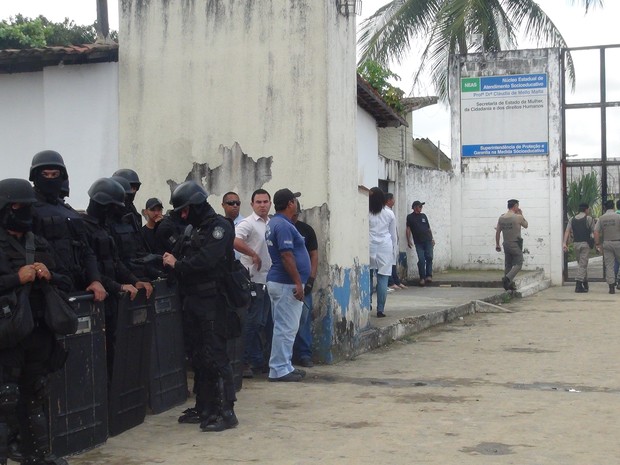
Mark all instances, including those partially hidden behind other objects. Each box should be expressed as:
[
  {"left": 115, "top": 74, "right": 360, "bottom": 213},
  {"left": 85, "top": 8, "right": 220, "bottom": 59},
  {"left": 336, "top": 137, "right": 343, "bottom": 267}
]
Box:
[
  {"left": 505, "top": 0, "right": 575, "bottom": 89},
  {"left": 359, "top": 0, "right": 600, "bottom": 100},
  {"left": 357, "top": 0, "right": 440, "bottom": 66},
  {"left": 569, "top": 0, "right": 604, "bottom": 14}
]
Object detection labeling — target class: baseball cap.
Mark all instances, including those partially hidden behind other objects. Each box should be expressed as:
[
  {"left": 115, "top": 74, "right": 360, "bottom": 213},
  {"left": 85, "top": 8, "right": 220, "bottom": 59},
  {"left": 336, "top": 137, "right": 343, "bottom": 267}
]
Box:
[
  {"left": 411, "top": 200, "right": 425, "bottom": 208},
  {"left": 145, "top": 197, "right": 163, "bottom": 210},
  {"left": 273, "top": 189, "right": 301, "bottom": 211}
]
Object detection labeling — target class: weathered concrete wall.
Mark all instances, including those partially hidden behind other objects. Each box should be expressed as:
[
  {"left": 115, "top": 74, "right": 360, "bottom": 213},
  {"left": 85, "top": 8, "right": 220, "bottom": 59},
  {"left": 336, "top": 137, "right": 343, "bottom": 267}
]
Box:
[
  {"left": 403, "top": 165, "right": 452, "bottom": 279},
  {"left": 378, "top": 157, "right": 452, "bottom": 280},
  {"left": 0, "top": 63, "right": 119, "bottom": 209},
  {"left": 449, "top": 48, "right": 563, "bottom": 284},
  {"left": 120, "top": 0, "right": 367, "bottom": 362}
]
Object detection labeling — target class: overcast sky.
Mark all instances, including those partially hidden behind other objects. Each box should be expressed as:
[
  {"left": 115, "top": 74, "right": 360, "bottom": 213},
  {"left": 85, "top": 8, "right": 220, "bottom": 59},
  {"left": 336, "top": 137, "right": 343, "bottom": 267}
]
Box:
[
  {"left": 359, "top": 0, "right": 620, "bottom": 158},
  {"left": 1, "top": 1, "right": 618, "bottom": 158}
]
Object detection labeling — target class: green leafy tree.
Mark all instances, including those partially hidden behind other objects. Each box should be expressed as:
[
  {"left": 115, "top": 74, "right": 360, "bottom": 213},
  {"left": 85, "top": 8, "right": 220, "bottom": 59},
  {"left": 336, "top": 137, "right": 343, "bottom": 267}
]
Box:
[
  {"left": 566, "top": 171, "right": 600, "bottom": 218},
  {"left": 0, "top": 14, "right": 117, "bottom": 49},
  {"left": 357, "top": 60, "right": 405, "bottom": 112},
  {"left": 358, "top": 0, "right": 603, "bottom": 101}
]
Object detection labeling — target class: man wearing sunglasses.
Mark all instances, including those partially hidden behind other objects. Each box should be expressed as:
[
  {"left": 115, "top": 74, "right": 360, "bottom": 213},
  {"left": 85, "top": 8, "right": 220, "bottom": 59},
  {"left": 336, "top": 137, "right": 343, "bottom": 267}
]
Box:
[{"left": 222, "top": 192, "right": 244, "bottom": 226}]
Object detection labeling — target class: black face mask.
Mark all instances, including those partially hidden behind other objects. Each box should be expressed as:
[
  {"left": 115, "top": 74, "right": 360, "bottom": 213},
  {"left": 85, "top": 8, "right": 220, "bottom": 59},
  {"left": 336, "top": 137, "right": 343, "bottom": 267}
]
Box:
[
  {"left": 3, "top": 205, "right": 33, "bottom": 233},
  {"left": 87, "top": 200, "right": 110, "bottom": 222},
  {"left": 186, "top": 203, "right": 208, "bottom": 227},
  {"left": 126, "top": 193, "right": 136, "bottom": 204},
  {"left": 34, "top": 172, "right": 64, "bottom": 199},
  {"left": 107, "top": 204, "right": 126, "bottom": 222}
]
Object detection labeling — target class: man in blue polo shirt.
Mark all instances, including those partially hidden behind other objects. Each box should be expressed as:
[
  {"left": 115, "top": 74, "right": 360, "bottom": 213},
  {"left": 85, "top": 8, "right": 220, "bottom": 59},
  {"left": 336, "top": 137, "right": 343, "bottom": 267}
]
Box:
[{"left": 265, "top": 188, "right": 311, "bottom": 382}]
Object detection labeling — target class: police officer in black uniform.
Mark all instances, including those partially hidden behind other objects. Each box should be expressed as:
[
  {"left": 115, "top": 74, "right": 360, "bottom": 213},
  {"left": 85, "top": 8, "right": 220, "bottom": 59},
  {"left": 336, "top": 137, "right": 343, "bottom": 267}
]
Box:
[
  {"left": 153, "top": 209, "right": 187, "bottom": 255},
  {"left": 106, "top": 176, "right": 160, "bottom": 280},
  {"left": 162, "top": 181, "right": 239, "bottom": 432},
  {"left": 81, "top": 178, "right": 154, "bottom": 376},
  {"left": 0, "top": 178, "right": 72, "bottom": 465},
  {"left": 112, "top": 169, "right": 142, "bottom": 227},
  {"left": 29, "top": 150, "right": 106, "bottom": 302}
]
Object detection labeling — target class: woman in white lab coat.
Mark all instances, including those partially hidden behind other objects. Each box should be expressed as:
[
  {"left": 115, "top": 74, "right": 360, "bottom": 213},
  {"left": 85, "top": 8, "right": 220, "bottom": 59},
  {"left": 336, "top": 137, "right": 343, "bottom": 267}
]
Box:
[{"left": 368, "top": 187, "right": 397, "bottom": 317}]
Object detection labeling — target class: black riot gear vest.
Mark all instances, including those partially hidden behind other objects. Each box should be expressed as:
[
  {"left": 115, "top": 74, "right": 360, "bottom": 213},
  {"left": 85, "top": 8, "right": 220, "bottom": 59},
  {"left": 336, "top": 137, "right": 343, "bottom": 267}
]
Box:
[
  {"left": 32, "top": 195, "right": 100, "bottom": 291},
  {"left": 85, "top": 218, "right": 117, "bottom": 279},
  {"left": 572, "top": 216, "right": 592, "bottom": 243}
]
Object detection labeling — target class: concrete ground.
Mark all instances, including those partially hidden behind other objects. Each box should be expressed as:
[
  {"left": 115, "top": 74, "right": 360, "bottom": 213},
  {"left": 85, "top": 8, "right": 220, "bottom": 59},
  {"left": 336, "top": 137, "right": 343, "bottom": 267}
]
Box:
[{"left": 36, "top": 272, "right": 620, "bottom": 464}]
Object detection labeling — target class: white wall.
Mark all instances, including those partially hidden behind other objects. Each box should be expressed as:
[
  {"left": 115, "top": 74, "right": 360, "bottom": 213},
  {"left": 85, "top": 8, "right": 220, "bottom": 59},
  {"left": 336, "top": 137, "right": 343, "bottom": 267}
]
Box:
[
  {"left": 449, "top": 49, "right": 563, "bottom": 284},
  {"left": 357, "top": 106, "right": 379, "bottom": 188},
  {"left": 0, "top": 63, "right": 119, "bottom": 209}
]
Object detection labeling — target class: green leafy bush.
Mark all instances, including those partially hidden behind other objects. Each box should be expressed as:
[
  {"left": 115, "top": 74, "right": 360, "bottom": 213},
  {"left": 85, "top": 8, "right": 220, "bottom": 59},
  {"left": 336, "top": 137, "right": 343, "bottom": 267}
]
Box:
[
  {"left": 0, "top": 14, "right": 117, "bottom": 49},
  {"left": 357, "top": 60, "right": 405, "bottom": 113}
]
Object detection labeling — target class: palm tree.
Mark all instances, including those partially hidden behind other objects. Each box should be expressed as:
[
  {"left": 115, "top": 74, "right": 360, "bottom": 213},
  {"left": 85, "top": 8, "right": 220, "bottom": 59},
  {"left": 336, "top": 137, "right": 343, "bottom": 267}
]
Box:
[{"left": 358, "top": 0, "right": 603, "bottom": 101}]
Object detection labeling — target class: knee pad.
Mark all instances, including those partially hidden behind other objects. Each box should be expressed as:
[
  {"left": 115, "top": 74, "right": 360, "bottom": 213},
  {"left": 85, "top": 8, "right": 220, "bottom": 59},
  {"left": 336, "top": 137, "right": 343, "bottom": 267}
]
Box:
[
  {"left": 21, "top": 377, "right": 48, "bottom": 407},
  {"left": 0, "top": 384, "right": 19, "bottom": 414}
]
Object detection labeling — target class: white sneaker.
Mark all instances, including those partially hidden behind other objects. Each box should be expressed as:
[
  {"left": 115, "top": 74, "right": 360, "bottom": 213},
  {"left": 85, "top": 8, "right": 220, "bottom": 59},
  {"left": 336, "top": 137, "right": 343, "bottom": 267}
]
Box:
[{"left": 386, "top": 287, "right": 395, "bottom": 293}]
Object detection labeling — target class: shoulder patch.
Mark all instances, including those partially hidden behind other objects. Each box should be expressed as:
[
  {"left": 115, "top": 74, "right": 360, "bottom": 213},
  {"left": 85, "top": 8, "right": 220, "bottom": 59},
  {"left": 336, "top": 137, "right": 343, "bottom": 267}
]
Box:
[{"left": 212, "top": 226, "right": 225, "bottom": 240}]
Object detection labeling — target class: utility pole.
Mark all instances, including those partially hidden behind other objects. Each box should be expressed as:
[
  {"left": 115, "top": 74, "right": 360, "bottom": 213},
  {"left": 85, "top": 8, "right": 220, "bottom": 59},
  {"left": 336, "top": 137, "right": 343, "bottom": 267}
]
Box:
[{"left": 96, "top": 0, "right": 112, "bottom": 43}]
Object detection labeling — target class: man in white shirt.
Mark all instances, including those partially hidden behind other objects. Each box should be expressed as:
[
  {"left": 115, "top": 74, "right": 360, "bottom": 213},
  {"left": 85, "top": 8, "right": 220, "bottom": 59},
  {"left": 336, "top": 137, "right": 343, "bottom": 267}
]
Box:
[{"left": 234, "top": 189, "right": 272, "bottom": 376}]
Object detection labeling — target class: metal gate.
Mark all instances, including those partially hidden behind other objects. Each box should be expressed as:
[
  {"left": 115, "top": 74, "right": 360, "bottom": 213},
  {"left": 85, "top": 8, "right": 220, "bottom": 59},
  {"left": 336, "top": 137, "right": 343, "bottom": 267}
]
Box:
[{"left": 562, "top": 44, "right": 620, "bottom": 282}]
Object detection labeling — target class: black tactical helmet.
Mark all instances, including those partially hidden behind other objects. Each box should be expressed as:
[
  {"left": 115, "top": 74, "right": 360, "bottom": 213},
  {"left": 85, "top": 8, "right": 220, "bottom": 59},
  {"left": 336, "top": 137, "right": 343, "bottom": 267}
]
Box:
[
  {"left": 0, "top": 178, "right": 38, "bottom": 211},
  {"left": 170, "top": 181, "right": 208, "bottom": 211},
  {"left": 29, "top": 150, "right": 68, "bottom": 181},
  {"left": 113, "top": 168, "right": 141, "bottom": 188},
  {"left": 110, "top": 175, "right": 133, "bottom": 195},
  {"left": 87, "top": 178, "right": 126, "bottom": 206}
]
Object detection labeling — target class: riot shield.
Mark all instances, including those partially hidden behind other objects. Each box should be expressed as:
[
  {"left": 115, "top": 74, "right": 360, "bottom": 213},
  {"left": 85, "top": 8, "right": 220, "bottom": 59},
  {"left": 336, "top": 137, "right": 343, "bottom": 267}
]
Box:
[
  {"left": 107, "top": 290, "right": 152, "bottom": 437},
  {"left": 48, "top": 294, "right": 108, "bottom": 457},
  {"left": 148, "top": 278, "right": 187, "bottom": 413}
]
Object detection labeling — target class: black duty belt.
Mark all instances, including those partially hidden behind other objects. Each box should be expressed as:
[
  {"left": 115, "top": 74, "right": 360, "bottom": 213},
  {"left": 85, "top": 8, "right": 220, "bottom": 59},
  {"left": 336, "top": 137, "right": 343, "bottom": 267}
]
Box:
[{"left": 190, "top": 281, "right": 217, "bottom": 292}]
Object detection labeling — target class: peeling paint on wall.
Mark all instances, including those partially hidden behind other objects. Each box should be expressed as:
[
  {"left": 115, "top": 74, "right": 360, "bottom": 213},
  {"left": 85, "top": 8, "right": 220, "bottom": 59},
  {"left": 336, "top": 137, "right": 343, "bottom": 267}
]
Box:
[
  {"left": 166, "top": 142, "right": 272, "bottom": 203},
  {"left": 315, "top": 261, "right": 370, "bottom": 363}
]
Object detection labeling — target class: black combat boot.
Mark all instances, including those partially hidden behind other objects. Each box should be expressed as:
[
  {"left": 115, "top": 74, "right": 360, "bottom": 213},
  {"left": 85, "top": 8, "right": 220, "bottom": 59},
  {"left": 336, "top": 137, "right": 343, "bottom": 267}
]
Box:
[
  {"left": 178, "top": 407, "right": 201, "bottom": 424},
  {"left": 1, "top": 422, "right": 8, "bottom": 465},
  {"left": 583, "top": 281, "right": 589, "bottom": 292},
  {"left": 575, "top": 281, "right": 586, "bottom": 293},
  {"left": 201, "top": 409, "right": 238, "bottom": 432},
  {"left": 609, "top": 284, "right": 616, "bottom": 294},
  {"left": 201, "top": 401, "right": 238, "bottom": 432},
  {"left": 198, "top": 403, "right": 219, "bottom": 431}
]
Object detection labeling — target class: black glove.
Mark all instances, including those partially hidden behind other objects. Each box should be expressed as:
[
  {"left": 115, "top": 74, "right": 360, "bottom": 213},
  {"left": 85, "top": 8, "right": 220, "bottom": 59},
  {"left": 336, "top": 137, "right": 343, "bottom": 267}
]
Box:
[{"left": 304, "top": 277, "right": 315, "bottom": 297}]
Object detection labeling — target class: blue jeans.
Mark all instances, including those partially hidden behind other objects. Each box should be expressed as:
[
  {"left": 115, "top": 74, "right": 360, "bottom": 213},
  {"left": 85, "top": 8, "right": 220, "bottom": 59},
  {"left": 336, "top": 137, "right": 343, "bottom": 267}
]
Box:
[
  {"left": 242, "top": 284, "right": 271, "bottom": 369},
  {"left": 293, "top": 294, "right": 313, "bottom": 361},
  {"left": 415, "top": 241, "right": 433, "bottom": 279},
  {"left": 370, "top": 272, "right": 389, "bottom": 314},
  {"left": 267, "top": 281, "right": 303, "bottom": 378}
]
